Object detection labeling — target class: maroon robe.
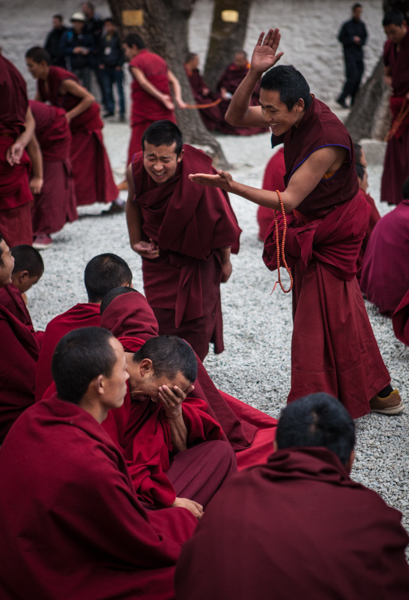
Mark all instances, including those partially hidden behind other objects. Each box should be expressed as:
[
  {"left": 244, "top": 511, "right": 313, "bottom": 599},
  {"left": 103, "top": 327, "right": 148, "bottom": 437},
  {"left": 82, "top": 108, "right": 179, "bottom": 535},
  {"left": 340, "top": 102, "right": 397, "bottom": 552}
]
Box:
[
  {"left": 393, "top": 288, "right": 409, "bottom": 346},
  {"left": 127, "top": 50, "right": 176, "bottom": 166},
  {"left": 0, "top": 283, "right": 44, "bottom": 346},
  {"left": 0, "top": 55, "right": 33, "bottom": 247},
  {"left": 175, "top": 447, "right": 409, "bottom": 600},
  {"left": 257, "top": 147, "right": 286, "bottom": 241},
  {"left": 381, "top": 31, "right": 409, "bottom": 205},
  {"left": 264, "top": 98, "right": 390, "bottom": 419},
  {"left": 0, "top": 394, "right": 197, "bottom": 600},
  {"left": 35, "top": 303, "right": 101, "bottom": 402},
  {"left": 37, "top": 66, "right": 118, "bottom": 206},
  {"left": 0, "top": 305, "right": 39, "bottom": 442},
  {"left": 357, "top": 188, "right": 381, "bottom": 282},
  {"left": 29, "top": 100, "right": 77, "bottom": 236},
  {"left": 185, "top": 67, "right": 223, "bottom": 132},
  {"left": 132, "top": 144, "right": 241, "bottom": 360},
  {"left": 216, "top": 62, "right": 267, "bottom": 135}
]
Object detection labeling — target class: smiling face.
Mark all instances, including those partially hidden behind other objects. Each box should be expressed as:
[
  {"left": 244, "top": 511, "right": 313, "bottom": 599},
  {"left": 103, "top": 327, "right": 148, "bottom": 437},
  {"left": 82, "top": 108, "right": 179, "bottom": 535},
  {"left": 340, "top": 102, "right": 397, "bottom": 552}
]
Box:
[
  {"left": 384, "top": 22, "right": 407, "bottom": 44},
  {"left": 142, "top": 141, "right": 184, "bottom": 186},
  {"left": 259, "top": 89, "right": 305, "bottom": 136},
  {"left": 126, "top": 355, "right": 191, "bottom": 403}
]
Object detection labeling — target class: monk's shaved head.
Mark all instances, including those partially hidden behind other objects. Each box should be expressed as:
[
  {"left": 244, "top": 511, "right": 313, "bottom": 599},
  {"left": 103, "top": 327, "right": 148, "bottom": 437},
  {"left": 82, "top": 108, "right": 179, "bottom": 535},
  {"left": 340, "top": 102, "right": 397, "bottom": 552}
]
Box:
[
  {"left": 25, "top": 46, "right": 51, "bottom": 65},
  {"left": 261, "top": 65, "right": 312, "bottom": 112},
  {"left": 133, "top": 336, "right": 198, "bottom": 384},
  {"left": 84, "top": 254, "right": 133, "bottom": 303},
  {"left": 142, "top": 120, "right": 183, "bottom": 156},
  {"left": 11, "top": 245, "right": 44, "bottom": 278}
]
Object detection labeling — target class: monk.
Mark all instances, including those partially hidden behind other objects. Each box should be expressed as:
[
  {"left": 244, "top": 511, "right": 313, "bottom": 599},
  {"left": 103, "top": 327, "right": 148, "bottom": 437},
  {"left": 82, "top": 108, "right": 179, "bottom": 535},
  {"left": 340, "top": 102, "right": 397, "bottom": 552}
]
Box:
[
  {"left": 175, "top": 393, "right": 409, "bottom": 600},
  {"left": 0, "top": 54, "right": 34, "bottom": 248},
  {"left": 0, "top": 327, "right": 197, "bottom": 600},
  {"left": 381, "top": 10, "right": 409, "bottom": 206},
  {"left": 190, "top": 29, "right": 402, "bottom": 417},
  {"left": 0, "top": 234, "right": 39, "bottom": 442},
  {"left": 0, "top": 244, "right": 44, "bottom": 345},
  {"left": 217, "top": 50, "right": 267, "bottom": 136},
  {"left": 25, "top": 46, "right": 119, "bottom": 208},
  {"left": 184, "top": 53, "right": 223, "bottom": 132},
  {"left": 29, "top": 100, "right": 77, "bottom": 250},
  {"left": 126, "top": 119, "right": 241, "bottom": 361},
  {"left": 35, "top": 253, "right": 133, "bottom": 401},
  {"left": 257, "top": 146, "right": 285, "bottom": 241}
]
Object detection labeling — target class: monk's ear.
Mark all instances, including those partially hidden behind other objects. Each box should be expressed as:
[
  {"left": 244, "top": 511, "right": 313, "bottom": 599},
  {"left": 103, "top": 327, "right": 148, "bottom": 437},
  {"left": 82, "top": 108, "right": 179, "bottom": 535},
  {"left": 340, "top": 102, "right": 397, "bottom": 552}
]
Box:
[
  {"left": 177, "top": 149, "right": 184, "bottom": 164},
  {"left": 93, "top": 374, "right": 105, "bottom": 395},
  {"left": 140, "top": 358, "right": 153, "bottom": 377},
  {"left": 18, "top": 270, "right": 30, "bottom": 283},
  {"left": 296, "top": 98, "right": 305, "bottom": 113}
]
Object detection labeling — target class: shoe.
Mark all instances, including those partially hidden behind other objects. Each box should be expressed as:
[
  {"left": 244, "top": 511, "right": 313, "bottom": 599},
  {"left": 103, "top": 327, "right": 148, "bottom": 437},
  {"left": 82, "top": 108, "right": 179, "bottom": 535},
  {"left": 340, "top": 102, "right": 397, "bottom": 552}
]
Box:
[
  {"left": 33, "top": 234, "right": 53, "bottom": 250},
  {"left": 101, "top": 202, "right": 126, "bottom": 215},
  {"left": 117, "top": 180, "right": 128, "bottom": 192},
  {"left": 103, "top": 111, "right": 114, "bottom": 118},
  {"left": 119, "top": 114, "right": 126, "bottom": 123},
  {"left": 336, "top": 98, "right": 349, "bottom": 109},
  {"left": 370, "top": 389, "right": 405, "bottom": 415}
]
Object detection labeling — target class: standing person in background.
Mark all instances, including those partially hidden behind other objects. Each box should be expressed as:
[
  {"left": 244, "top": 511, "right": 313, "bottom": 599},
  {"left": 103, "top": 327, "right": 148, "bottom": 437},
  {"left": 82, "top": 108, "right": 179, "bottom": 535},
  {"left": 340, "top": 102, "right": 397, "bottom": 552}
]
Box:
[
  {"left": 82, "top": 2, "right": 105, "bottom": 109},
  {"left": 60, "top": 12, "right": 93, "bottom": 91},
  {"left": 44, "top": 14, "right": 67, "bottom": 68},
  {"left": 336, "top": 3, "right": 367, "bottom": 108},
  {"left": 98, "top": 18, "right": 125, "bottom": 121}
]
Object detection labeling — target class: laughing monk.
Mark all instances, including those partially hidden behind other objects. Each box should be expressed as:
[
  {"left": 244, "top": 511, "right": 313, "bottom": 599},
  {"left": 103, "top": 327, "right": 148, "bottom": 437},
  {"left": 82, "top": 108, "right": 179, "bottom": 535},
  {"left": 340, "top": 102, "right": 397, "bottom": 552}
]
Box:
[
  {"left": 190, "top": 29, "right": 403, "bottom": 417},
  {"left": 25, "top": 46, "right": 119, "bottom": 208},
  {"left": 126, "top": 120, "right": 241, "bottom": 361}
]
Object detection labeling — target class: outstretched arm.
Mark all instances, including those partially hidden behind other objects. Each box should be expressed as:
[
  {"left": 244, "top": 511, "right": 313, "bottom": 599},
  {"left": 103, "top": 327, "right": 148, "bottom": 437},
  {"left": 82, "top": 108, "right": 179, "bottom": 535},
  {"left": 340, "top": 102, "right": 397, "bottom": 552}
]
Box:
[{"left": 226, "top": 28, "right": 284, "bottom": 128}]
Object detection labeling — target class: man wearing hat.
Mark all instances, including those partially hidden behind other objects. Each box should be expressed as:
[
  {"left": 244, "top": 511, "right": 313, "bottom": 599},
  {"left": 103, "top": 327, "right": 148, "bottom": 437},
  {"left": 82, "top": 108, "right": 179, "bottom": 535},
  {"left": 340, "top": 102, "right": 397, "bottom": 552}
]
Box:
[{"left": 60, "top": 12, "right": 94, "bottom": 90}]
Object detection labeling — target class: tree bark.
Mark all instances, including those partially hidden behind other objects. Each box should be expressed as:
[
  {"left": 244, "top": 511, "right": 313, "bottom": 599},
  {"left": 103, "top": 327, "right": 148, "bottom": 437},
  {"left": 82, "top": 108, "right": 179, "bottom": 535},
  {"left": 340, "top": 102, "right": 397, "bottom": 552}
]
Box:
[
  {"left": 107, "top": 0, "right": 230, "bottom": 168},
  {"left": 204, "top": 0, "right": 253, "bottom": 91}
]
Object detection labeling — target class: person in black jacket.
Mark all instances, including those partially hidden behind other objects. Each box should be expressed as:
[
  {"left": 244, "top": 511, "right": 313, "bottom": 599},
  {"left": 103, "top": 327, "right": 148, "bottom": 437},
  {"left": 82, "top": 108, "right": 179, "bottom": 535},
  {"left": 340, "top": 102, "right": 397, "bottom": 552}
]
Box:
[
  {"left": 98, "top": 18, "right": 126, "bottom": 120},
  {"left": 44, "top": 15, "right": 67, "bottom": 68},
  {"left": 82, "top": 2, "right": 106, "bottom": 108},
  {"left": 59, "top": 12, "right": 94, "bottom": 90},
  {"left": 336, "top": 3, "right": 367, "bottom": 108}
]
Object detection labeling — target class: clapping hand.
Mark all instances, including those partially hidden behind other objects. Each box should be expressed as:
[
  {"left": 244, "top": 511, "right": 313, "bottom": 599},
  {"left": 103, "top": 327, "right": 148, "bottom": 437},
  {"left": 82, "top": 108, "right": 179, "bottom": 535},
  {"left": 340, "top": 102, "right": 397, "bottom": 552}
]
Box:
[{"left": 250, "top": 28, "right": 284, "bottom": 75}]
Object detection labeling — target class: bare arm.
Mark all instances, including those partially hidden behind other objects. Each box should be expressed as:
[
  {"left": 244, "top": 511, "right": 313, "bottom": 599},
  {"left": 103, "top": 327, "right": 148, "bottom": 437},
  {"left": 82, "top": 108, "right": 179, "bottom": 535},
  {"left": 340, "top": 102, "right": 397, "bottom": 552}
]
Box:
[
  {"left": 131, "top": 66, "right": 174, "bottom": 111},
  {"left": 219, "top": 247, "right": 232, "bottom": 283},
  {"left": 384, "top": 65, "right": 392, "bottom": 88},
  {"left": 190, "top": 146, "right": 349, "bottom": 213},
  {"left": 167, "top": 70, "right": 186, "bottom": 108},
  {"left": 26, "top": 132, "right": 44, "bottom": 195},
  {"left": 6, "top": 106, "right": 35, "bottom": 165},
  {"left": 60, "top": 79, "right": 94, "bottom": 122}
]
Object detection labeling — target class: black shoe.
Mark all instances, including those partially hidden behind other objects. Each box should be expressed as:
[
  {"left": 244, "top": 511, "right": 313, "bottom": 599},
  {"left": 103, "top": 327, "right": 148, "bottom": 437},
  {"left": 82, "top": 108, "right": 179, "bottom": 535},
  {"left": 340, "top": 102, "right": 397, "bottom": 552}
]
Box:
[
  {"left": 101, "top": 202, "right": 126, "bottom": 216},
  {"left": 103, "top": 111, "right": 114, "bottom": 118},
  {"left": 336, "top": 98, "right": 348, "bottom": 109}
]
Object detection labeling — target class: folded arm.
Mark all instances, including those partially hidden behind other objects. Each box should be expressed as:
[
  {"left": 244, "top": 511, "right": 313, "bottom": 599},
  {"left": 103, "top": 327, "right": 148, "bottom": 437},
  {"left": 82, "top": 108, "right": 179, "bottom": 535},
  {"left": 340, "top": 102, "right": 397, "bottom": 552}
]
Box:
[{"left": 60, "top": 79, "right": 94, "bottom": 121}]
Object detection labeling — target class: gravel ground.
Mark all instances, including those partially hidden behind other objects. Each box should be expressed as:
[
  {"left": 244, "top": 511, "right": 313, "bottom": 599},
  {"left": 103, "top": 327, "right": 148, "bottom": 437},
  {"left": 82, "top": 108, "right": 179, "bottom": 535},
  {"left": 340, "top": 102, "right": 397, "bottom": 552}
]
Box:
[{"left": 27, "top": 124, "right": 409, "bottom": 544}]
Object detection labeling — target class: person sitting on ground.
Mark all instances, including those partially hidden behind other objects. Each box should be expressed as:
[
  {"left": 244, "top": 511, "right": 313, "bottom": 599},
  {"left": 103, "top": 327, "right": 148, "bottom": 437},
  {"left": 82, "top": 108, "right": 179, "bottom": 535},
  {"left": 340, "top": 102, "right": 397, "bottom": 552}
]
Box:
[
  {"left": 184, "top": 53, "right": 223, "bottom": 132},
  {"left": 0, "top": 235, "right": 40, "bottom": 442},
  {"left": 257, "top": 146, "right": 285, "bottom": 241},
  {"left": 0, "top": 327, "right": 197, "bottom": 600},
  {"left": 35, "top": 253, "right": 133, "bottom": 401},
  {"left": 176, "top": 393, "right": 409, "bottom": 600}
]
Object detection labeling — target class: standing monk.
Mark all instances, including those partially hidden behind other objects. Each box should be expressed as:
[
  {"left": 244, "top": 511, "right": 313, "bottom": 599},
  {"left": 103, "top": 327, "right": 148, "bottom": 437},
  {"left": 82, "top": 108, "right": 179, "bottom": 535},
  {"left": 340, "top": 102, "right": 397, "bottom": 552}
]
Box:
[
  {"left": 381, "top": 10, "right": 409, "bottom": 206},
  {"left": 190, "top": 29, "right": 403, "bottom": 418},
  {"left": 126, "top": 120, "right": 241, "bottom": 361},
  {"left": 25, "top": 46, "right": 119, "bottom": 208},
  {"left": 0, "top": 54, "right": 34, "bottom": 248}
]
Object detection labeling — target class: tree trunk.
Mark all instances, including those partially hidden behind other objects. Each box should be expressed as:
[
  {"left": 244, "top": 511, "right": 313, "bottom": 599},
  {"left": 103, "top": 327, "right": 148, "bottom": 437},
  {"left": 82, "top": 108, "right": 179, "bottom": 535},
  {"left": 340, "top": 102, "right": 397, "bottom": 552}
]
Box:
[
  {"left": 204, "top": 0, "right": 253, "bottom": 91},
  {"left": 107, "top": 0, "right": 230, "bottom": 168}
]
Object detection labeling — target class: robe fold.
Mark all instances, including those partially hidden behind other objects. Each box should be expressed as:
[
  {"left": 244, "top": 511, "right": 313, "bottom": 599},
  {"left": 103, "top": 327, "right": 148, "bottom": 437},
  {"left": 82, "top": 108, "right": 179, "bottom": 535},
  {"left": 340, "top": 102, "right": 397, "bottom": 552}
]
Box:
[
  {"left": 0, "top": 283, "right": 44, "bottom": 346},
  {"left": 393, "top": 290, "right": 409, "bottom": 346},
  {"left": 361, "top": 200, "right": 409, "bottom": 316},
  {"left": 175, "top": 447, "right": 409, "bottom": 600},
  {"left": 0, "top": 394, "right": 197, "bottom": 600},
  {"left": 35, "top": 303, "right": 101, "bottom": 402},
  {"left": 29, "top": 100, "right": 77, "bottom": 236},
  {"left": 257, "top": 146, "right": 286, "bottom": 241},
  {"left": 0, "top": 305, "right": 39, "bottom": 442},
  {"left": 0, "top": 55, "right": 33, "bottom": 247},
  {"left": 357, "top": 188, "right": 381, "bottom": 281},
  {"left": 264, "top": 98, "right": 390, "bottom": 419},
  {"left": 381, "top": 31, "right": 409, "bottom": 205},
  {"left": 185, "top": 67, "right": 223, "bottom": 132},
  {"left": 127, "top": 49, "right": 176, "bottom": 166},
  {"left": 37, "top": 66, "right": 118, "bottom": 206},
  {"left": 132, "top": 144, "right": 241, "bottom": 360}
]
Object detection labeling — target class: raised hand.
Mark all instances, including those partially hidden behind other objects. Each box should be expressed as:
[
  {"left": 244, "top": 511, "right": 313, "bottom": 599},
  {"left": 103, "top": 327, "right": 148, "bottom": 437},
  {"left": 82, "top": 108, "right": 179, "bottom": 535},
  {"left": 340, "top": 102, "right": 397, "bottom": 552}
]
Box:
[
  {"left": 250, "top": 28, "right": 284, "bottom": 75},
  {"left": 189, "top": 170, "right": 234, "bottom": 192}
]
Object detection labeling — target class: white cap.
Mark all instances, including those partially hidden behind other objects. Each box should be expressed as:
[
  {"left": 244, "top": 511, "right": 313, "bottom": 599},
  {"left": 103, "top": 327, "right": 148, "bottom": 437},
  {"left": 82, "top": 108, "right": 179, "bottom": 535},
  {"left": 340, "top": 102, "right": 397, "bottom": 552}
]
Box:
[{"left": 71, "top": 12, "right": 86, "bottom": 22}]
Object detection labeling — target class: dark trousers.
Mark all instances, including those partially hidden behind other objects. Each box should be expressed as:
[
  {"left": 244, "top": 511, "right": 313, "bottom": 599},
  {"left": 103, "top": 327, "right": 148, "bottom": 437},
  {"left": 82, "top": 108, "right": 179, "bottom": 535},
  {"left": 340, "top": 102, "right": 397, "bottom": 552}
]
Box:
[
  {"left": 102, "top": 67, "right": 125, "bottom": 116},
  {"left": 72, "top": 67, "right": 91, "bottom": 91},
  {"left": 338, "top": 54, "right": 364, "bottom": 105}
]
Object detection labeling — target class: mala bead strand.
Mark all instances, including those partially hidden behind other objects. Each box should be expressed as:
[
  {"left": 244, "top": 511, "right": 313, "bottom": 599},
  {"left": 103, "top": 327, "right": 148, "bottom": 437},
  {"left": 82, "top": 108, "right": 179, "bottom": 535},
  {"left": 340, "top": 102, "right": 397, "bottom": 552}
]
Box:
[{"left": 271, "top": 189, "right": 293, "bottom": 294}]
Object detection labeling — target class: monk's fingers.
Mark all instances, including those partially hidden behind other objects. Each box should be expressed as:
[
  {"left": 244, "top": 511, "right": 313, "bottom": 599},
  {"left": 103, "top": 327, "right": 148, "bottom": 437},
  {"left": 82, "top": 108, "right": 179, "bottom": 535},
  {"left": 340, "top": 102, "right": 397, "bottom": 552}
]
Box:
[
  {"left": 256, "top": 31, "right": 265, "bottom": 47},
  {"left": 189, "top": 173, "right": 223, "bottom": 188},
  {"left": 185, "top": 384, "right": 195, "bottom": 396},
  {"left": 263, "top": 28, "right": 276, "bottom": 46},
  {"left": 271, "top": 31, "right": 281, "bottom": 52}
]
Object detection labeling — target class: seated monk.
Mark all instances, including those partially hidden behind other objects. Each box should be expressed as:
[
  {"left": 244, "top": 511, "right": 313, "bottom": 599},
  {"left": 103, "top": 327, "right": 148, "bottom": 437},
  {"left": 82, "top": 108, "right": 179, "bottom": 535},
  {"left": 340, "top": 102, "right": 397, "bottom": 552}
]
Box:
[
  {"left": 0, "top": 327, "right": 197, "bottom": 600},
  {"left": 126, "top": 119, "right": 241, "bottom": 361},
  {"left": 176, "top": 393, "right": 409, "bottom": 600},
  {"left": 216, "top": 50, "right": 268, "bottom": 136},
  {"left": 184, "top": 53, "right": 223, "bottom": 132},
  {"left": 35, "top": 253, "right": 133, "bottom": 401},
  {"left": 0, "top": 244, "right": 44, "bottom": 345},
  {"left": 0, "top": 54, "right": 34, "bottom": 248},
  {"left": 29, "top": 100, "right": 78, "bottom": 250},
  {"left": 0, "top": 234, "right": 39, "bottom": 442},
  {"left": 25, "top": 46, "right": 119, "bottom": 208},
  {"left": 100, "top": 289, "right": 279, "bottom": 472},
  {"left": 356, "top": 160, "right": 381, "bottom": 282},
  {"left": 361, "top": 177, "right": 409, "bottom": 317},
  {"left": 257, "top": 146, "right": 285, "bottom": 241}
]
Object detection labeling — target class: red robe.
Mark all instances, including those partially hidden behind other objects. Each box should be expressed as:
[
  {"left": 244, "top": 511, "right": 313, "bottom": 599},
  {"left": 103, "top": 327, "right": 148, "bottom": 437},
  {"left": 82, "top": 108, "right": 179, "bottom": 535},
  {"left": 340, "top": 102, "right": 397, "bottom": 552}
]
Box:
[
  {"left": 37, "top": 66, "right": 118, "bottom": 206},
  {"left": 381, "top": 31, "right": 409, "bottom": 205},
  {"left": 0, "top": 394, "right": 197, "bottom": 600},
  {"left": 127, "top": 49, "right": 176, "bottom": 166},
  {"left": 393, "top": 288, "right": 409, "bottom": 346},
  {"left": 257, "top": 147, "right": 286, "bottom": 241},
  {"left": 132, "top": 144, "right": 241, "bottom": 361},
  {"left": 216, "top": 62, "right": 267, "bottom": 135},
  {"left": 357, "top": 188, "right": 381, "bottom": 281},
  {"left": 185, "top": 67, "right": 223, "bottom": 132},
  {"left": 0, "top": 283, "right": 44, "bottom": 346},
  {"left": 264, "top": 98, "right": 390, "bottom": 418},
  {"left": 0, "top": 305, "right": 39, "bottom": 442},
  {"left": 29, "top": 100, "right": 77, "bottom": 236},
  {"left": 35, "top": 303, "right": 101, "bottom": 402},
  {"left": 0, "top": 55, "right": 32, "bottom": 247},
  {"left": 175, "top": 447, "right": 409, "bottom": 600}
]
